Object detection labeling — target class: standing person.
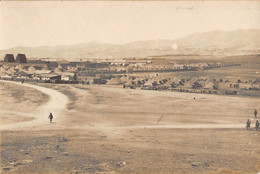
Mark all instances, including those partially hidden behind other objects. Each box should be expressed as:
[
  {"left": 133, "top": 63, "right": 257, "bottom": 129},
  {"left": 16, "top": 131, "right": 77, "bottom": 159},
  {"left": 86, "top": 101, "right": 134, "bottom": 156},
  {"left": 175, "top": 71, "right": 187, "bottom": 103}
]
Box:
[
  {"left": 48, "top": 113, "right": 53, "bottom": 123},
  {"left": 246, "top": 119, "right": 251, "bottom": 130},
  {"left": 255, "top": 120, "right": 259, "bottom": 131},
  {"left": 254, "top": 109, "right": 257, "bottom": 118}
]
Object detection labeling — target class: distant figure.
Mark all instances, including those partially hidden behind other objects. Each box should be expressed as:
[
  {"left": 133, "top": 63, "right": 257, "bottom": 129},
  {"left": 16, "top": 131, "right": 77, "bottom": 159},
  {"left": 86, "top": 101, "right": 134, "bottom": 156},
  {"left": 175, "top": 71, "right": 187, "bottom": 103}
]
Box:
[
  {"left": 22, "top": 80, "right": 24, "bottom": 84},
  {"left": 246, "top": 119, "right": 251, "bottom": 130},
  {"left": 254, "top": 109, "right": 257, "bottom": 118},
  {"left": 255, "top": 120, "right": 259, "bottom": 131},
  {"left": 48, "top": 113, "right": 53, "bottom": 123}
]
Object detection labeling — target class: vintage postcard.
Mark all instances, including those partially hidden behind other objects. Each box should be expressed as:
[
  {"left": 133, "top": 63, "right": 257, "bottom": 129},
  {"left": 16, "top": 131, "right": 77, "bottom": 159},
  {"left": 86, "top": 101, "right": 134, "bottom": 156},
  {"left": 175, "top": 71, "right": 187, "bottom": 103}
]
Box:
[{"left": 0, "top": 1, "right": 259, "bottom": 173}]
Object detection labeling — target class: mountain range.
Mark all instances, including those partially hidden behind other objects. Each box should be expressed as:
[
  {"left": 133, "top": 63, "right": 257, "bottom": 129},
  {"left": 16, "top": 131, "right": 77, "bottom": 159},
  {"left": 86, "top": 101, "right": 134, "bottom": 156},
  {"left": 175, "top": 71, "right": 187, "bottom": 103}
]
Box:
[{"left": 1, "top": 29, "right": 260, "bottom": 59}]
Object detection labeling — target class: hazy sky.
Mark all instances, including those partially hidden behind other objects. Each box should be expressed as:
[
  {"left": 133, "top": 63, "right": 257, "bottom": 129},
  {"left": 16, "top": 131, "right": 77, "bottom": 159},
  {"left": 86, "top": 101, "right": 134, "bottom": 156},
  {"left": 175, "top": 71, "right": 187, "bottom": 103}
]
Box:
[{"left": 0, "top": 1, "right": 260, "bottom": 49}]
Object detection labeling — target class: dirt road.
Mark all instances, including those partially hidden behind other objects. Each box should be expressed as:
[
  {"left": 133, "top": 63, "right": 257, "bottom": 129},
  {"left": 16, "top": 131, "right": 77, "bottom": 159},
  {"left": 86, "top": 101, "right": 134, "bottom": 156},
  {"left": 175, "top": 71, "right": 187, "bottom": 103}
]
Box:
[{"left": 0, "top": 80, "right": 68, "bottom": 130}]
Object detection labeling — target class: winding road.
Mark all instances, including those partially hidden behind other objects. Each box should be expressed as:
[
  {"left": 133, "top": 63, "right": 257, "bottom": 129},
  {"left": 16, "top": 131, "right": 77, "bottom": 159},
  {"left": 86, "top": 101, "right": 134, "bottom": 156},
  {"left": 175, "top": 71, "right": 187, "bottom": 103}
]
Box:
[{"left": 0, "top": 80, "right": 69, "bottom": 130}]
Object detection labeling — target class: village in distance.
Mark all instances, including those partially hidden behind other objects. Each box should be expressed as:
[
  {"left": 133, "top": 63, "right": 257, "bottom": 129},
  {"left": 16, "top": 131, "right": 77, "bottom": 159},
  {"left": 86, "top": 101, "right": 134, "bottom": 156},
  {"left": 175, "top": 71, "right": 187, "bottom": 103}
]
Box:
[{"left": 1, "top": 52, "right": 260, "bottom": 98}]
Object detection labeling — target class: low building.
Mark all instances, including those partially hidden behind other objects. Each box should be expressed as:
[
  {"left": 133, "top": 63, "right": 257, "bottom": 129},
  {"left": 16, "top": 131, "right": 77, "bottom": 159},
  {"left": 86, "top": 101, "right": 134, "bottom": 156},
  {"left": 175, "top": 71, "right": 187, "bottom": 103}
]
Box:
[
  {"left": 93, "top": 78, "right": 107, "bottom": 84},
  {"left": 40, "top": 74, "right": 61, "bottom": 81},
  {"left": 0, "top": 75, "right": 12, "bottom": 80},
  {"left": 14, "top": 71, "right": 31, "bottom": 79},
  {"left": 61, "top": 72, "right": 75, "bottom": 81}
]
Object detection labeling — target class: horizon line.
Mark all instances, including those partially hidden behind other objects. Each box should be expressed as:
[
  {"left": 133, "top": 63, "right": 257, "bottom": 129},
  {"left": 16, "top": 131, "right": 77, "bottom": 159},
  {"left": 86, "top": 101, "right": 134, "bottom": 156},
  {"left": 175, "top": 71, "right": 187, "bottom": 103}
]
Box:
[{"left": 1, "top": 28, "right": 259, "bottom": 50}]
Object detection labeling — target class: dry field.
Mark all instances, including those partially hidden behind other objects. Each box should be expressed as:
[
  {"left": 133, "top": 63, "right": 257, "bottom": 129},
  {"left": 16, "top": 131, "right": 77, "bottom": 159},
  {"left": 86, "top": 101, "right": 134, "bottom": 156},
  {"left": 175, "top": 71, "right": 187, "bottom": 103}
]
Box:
[{"left": 0, "top": 81, "right": 259, "bottom": 173}]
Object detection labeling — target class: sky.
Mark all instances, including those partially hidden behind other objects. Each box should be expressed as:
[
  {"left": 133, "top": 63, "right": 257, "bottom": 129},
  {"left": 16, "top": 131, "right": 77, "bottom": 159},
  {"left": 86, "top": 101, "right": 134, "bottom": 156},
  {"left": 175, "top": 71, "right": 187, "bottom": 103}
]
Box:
[{"left": 0, "top": 1, "right": 260, "bottom": 49}]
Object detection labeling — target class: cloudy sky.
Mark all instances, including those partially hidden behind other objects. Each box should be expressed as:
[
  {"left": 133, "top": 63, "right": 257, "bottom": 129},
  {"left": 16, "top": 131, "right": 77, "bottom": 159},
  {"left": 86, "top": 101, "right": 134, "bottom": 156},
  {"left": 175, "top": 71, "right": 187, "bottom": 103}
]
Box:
[{"left": 0, "top": 1, "right": 260, "bottom": 49}]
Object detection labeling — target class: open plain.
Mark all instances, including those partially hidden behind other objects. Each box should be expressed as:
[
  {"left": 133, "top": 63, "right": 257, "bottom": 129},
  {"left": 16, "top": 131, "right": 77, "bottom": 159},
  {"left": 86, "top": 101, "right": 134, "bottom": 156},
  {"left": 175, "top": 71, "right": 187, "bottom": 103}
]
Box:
[{"left": 0, "top": 80, "right": 259, "bottom": 174}]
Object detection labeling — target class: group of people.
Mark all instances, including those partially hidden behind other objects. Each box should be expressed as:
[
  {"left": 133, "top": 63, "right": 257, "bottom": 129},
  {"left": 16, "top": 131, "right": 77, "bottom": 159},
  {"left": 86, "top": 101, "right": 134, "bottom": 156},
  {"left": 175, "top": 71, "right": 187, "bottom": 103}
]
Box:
[
  {"left": 47, "top": 110, "right": 259, "bottom": 130},
  {"left": 246, "top": 109, "right": 259, "bottom": 131}
]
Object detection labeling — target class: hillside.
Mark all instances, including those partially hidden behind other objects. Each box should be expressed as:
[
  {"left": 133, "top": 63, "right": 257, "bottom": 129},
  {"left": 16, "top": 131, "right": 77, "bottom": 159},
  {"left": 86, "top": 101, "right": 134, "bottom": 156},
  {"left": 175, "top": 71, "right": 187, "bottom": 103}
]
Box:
[
  {"left": 174, "top": 29, "right": 260, "bottom": 55},
  {"left": 1, "top": 29, "right": 260, "bottom": 59}
]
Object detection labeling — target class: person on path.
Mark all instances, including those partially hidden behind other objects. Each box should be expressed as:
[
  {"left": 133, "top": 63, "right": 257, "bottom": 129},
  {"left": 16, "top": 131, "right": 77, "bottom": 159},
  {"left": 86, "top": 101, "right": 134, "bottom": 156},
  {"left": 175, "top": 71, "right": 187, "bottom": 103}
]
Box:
[
  {"left": 246, "top": 119, "right": 251, "bottom": 130},
  {"left": 254, "top": 109, "right": 257, "bottom": 118},
  {"left": 48, "top": 113, "right": 53, "bottom": 123}
]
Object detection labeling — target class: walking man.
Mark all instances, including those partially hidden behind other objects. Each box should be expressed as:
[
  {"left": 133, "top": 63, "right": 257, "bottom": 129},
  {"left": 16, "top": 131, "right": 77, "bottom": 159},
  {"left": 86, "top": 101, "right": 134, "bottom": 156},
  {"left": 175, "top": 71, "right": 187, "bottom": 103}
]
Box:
[
  {"left": 254, "top": 109, "right": 257, "bottom": 118},
  {"left": 48, "top": 113, "right": 53, "bottom": 123},
  {"left": 246, "top": 119, "right": 251, "bottom": 130},
  {"left": 255, "top": 120, "right": 259, "bottom": 131}
]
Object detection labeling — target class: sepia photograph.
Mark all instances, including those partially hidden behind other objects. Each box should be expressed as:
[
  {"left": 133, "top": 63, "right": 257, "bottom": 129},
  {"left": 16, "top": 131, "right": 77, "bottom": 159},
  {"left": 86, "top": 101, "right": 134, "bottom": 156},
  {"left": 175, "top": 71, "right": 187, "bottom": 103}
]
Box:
[{"left": 0, "top": 1, "right": 259, "bottom": 173}]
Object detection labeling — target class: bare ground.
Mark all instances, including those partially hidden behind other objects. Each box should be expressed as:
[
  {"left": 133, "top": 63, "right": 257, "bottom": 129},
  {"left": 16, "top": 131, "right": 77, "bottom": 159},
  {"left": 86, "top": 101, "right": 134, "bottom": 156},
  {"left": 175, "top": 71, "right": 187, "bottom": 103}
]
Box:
[
  {"left": 1, "top": 82, "right": 260, "bottom": 173},
  {"left": 0, "top": 82, "right": 49, "bottom": 126}
]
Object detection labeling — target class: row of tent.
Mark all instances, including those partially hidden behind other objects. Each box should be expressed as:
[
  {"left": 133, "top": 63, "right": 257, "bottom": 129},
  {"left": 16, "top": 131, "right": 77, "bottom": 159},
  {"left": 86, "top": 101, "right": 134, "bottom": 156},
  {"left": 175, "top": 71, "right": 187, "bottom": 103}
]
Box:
[
  {"left": 105, "top": 75, "right": 259, "bottom": 90},
  {"left": 105, "top": 75, "right": 210, "bottom": 88},
  {"left": 0, "top": 64, "right": 64, "bottom": 76}
]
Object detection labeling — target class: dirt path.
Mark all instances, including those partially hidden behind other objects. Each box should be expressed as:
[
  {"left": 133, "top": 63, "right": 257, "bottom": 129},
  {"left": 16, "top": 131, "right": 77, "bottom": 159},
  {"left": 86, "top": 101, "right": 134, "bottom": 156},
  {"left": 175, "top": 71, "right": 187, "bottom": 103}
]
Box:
[{"left": 0, "top": 80, "right": 69, "bottom": 130}]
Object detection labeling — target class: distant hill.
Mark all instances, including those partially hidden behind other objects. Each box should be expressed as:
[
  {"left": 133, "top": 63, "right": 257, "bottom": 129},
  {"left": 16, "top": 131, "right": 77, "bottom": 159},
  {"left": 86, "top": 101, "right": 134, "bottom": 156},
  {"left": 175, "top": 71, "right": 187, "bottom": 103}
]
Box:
[
  {"left": 1, "top": 29, "right": 260, "bottom": 59},
  {"left": 174, "top": 29, "right": 260, "bottom": 55}
]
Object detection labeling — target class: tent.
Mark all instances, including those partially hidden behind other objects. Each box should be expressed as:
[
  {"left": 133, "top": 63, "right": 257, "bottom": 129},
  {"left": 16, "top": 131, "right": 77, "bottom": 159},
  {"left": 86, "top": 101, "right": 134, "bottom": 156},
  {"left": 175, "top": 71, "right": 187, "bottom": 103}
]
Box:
[
  {"left": 162, "top": 80, "right": 172, "bottom": 87},
  {"left": 144, "top": 79, "right": 155, "bottom": 86},
  {"left": 27, "top": 66, "right": 36, "bottom": 74},
  {"left": 107, "top": 77, "right": 123, "bottom": 85},
  {"left": 204, "top": 81, "right": 214, "bottom": 89},
  {"left": 6, "top": 66, "right": 17, "bottom": 75},
  {"left": 120, "top": 75, "right": 129, "bottom": 83},
  {"left": 54, "top": 67, "right": 63, "bottom": 74},
  {"left": 0, "top": 67, "right": 7, "bottom": 75},
  {"left": 2, "top": 64, "right": 11, "bottom": 70},
  {"left": 15, "top": 65, "right": 25, "bottom": 72}
]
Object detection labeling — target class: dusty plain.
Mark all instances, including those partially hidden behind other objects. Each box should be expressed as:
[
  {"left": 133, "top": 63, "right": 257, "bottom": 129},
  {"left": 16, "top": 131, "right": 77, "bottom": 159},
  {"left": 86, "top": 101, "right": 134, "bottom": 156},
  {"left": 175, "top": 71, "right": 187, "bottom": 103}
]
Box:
[{"left": 0, "top": 56, "right": 260, "bottom": 174}]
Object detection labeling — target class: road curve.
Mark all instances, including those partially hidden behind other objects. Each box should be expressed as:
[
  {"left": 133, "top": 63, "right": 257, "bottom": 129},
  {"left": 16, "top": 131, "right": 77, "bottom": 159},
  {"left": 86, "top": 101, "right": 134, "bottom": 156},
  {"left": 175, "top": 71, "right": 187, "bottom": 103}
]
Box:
[{"left": 0, "top": 80, "right": 69, "bottom": 130}]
